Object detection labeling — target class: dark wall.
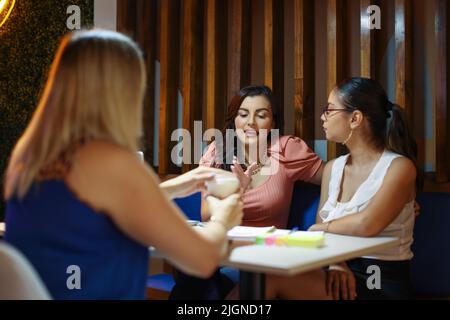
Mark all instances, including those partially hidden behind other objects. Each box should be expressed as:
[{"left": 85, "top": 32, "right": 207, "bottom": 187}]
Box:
[{"left": 0, "top": 0, "right": 94, "bottom": 220}]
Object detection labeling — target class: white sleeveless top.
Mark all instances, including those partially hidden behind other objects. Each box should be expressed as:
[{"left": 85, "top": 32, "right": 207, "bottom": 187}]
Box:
[{"left": 319, "top": 150, "right": 414, "bottom": 261}]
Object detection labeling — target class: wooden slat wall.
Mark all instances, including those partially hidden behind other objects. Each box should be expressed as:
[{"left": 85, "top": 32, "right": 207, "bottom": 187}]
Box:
[
  {"left": 116, "top": 0, "right": 450, "bottom": 191},
  {"left": 360, "top": 0, "right": 375, "bottom": 78},
  {"left": 158, "top": 0, "right": 181, "bottom": 174},
  {"left": 181, "top": 0, "right": 204, "bottom": 172},
  {"left": 117, "top": 0, "right": 137, "bottom": 38},
  {"left": 135, "top": 0, "right": 156, "bottom": 165},
  {"left": 294, "top": 0, "right": 315, "bottom": 147},
  {"left": 435, "top": 0, "right": 449, "bottom": 183},
  {"left": 117, "top": 0, "right": 156, "bottom": 164},
  {"left": 205, "top": 0, "right": 227, "bottom": 131},
  {"left": 228, "top": 0, "right": 251, "bottom": 100},
  {"left": 327, "top": 0, "right": 348, "bottom": 160},
  {"left": 264, "top": 0, "right": 284, "bottom": 132},
  {"left": 394, "top": 0, "right": 413, "bottom": 125}
]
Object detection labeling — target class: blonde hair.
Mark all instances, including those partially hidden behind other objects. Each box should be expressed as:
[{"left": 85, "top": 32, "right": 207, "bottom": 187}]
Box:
[{"left": 5, "top": 29, "right": 146, "bottom": 198}]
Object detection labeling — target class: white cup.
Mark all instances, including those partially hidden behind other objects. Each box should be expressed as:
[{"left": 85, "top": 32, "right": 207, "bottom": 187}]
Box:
[{"left": 205, "top": 175, "right": 240, "bottom": 199}]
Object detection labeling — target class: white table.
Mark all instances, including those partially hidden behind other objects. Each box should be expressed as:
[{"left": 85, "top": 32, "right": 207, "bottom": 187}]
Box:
[
  {"left": 0, "top": 223, "right": 5, "bottom": 238},
  {"left": 221, "top": 233, "right": 400, "bottom": 299}
]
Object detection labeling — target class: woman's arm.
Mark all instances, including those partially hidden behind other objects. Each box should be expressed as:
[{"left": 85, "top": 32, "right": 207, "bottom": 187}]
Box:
[
  {"left": 67, "top": 141, "right": 242, "bottom": 278},
  {"left": 159, "top": 166, "right": 228, "bottom": 199},
  {"left": 315, "top": 161, "right": 333, "bottom": 223},
  {"left": 309, "top": 162, "right": 325, "bottom": 186},
  {"left": 309, "top": 157, "right": 416, "bottom": 237}
]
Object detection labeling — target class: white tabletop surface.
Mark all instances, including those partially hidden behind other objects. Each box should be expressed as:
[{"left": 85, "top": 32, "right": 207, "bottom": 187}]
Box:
[
  {"left": 0, "top": 222, "right": 4, "bottom": 237},
  {"left": 221, "top": 233, "right": 400, "bottom": 276},
  {"left": 2, "top": 222, "right": 398, "bottom": 279}
]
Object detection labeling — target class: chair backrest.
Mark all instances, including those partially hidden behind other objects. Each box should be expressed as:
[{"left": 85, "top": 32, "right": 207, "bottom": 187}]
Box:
[
  {"left": 287, "top": 182, "right": 321, "bottom": 230},
  {"left": 411, "top": 192, "right": 450, "bottom": 297},
  {"left": 0, "top": 242, "right": 51, "bottom": 300},
  {"left": 173, "top": 192, "right": 202, "bottom": 221}
]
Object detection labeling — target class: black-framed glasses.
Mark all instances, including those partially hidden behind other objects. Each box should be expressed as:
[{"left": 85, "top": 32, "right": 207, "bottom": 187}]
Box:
[{"left": 321, "top": 104, "right": 355, "bottom": 121}]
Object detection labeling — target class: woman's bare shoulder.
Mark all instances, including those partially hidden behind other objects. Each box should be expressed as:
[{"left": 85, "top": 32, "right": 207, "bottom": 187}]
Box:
[
  {"left": 323, "top": 159, "right": 335, "bottom": 175},
  {"left": 67, "top": 140, "right": 146, "bottom": 211},
  {"left": 72, "top": 140, "right": 142, "bottom": 175},
  {"left": 387, "top": 156, "right": 416, "bottom": 181}
]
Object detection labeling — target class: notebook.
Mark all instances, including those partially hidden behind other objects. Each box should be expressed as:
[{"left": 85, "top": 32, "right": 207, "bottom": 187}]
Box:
[{"left": 227, "top": 226, "right": 279, "bottom": 241}]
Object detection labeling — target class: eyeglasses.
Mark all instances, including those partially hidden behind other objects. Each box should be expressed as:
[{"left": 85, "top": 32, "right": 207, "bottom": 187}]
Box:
[{"left": 321, "top": 104, "right": 355, "bottom": 121}]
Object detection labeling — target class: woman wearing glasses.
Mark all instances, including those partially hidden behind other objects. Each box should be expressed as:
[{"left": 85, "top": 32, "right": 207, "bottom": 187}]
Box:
[
  {"left": 175, "top": 79, "right": 418, "bottom": 300},
  {"left": 308, "top": 77, "right": 419, "bottom": 299}
]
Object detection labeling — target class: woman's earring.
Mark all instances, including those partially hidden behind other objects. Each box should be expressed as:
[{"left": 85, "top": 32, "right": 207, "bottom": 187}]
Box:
[{"left": 342, "top": 129, "right": 353, "bottom": 146}]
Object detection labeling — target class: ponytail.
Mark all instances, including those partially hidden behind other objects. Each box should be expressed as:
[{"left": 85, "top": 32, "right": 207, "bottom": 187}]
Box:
[
  {"left": 386, "top": 104, "right": 417, "bottom": 162},
  {"left": 386, "top": 103, "right": 423, "bottom": 190}
]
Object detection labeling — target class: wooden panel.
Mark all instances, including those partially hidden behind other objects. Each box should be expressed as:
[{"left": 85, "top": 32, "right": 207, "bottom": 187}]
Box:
[
  {"left": 159, "top": 0, "right": 181, "bottom": 174},
  {"left": 373, "top": 0, "right": 390, "bottom": 82},
  {"left": 435, "top": 0, "right": 449, "bottom": 183},
  {"left": 181, "top": 0, "right": 204, "bottom": 172},
  {"left": 205, "top": 0, "right": 227, "bottom": 131},
  {"left": 327, "top": 0, "right": 347, "bottom": 160},
  {"left": 394, "top": 0, "right": 413, "bottom": 124},
  {"left": 117, "top": 0, "right": 137, "bottom": 38},
  {"left": 228, "top": 0, "right": 251, "bottom": 100},
  {"left": 424, "top": 177, "right": 450, "bottom": 193},
  {"left": 360, "top": 0, "right": 375, "bottom": 78},
  {"left": 264, "top": 0, "right": 284, "bottom": 132},
  {"left": 135, "top": 0, "right": 157, "bottom": 165},
  {"left": 294, "top": 0, "right": 315, "bottom": 146}
]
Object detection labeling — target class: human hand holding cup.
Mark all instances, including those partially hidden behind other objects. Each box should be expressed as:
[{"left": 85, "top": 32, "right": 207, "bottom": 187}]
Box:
[{"left": 205, "top": 174, "right": 240, "bottom": 199}]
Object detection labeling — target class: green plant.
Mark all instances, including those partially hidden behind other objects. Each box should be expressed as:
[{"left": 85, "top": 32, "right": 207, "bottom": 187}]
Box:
[{"left": 0, "top": 0, "right": 93, "bottom": 220}]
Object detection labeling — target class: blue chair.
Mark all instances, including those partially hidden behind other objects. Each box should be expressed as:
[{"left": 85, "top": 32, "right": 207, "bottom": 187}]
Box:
[
  {"left": 287, "top": 181, "right": 320, "bottom": 230},
  {"left": 411, "top": 192, "right": 450, "bottom": 298},
  {"left": 146, "top": 192, "right": 202, "bottom": 299},
  {"left": 173, "top": 192, "right": 202, "bottom": 221},
  {"left": 146, "top": 273, "right": 175, "bottom": 299}
]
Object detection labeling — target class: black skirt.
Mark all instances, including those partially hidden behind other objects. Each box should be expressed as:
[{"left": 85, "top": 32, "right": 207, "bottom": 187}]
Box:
[
  {"left": 346, "top": 257, "right": 414, "bottom": 300},
  {"left": 169, "top": 268, "right": 235, "bottom": 300}
]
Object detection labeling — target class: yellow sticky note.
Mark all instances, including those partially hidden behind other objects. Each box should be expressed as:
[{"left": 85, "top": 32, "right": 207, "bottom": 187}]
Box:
[{"left": 284, "top": 231, "right": 325, "bottom": 248}]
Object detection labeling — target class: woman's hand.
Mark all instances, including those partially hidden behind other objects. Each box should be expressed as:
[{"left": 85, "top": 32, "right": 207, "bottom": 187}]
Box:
[
  {"left": 414, "top": 200, "right": 420, "bottom": 218},
  {"left": 206, "top": 193, "right": 243, "bottom": 230},
  {"left": 326, "top": 263, "right": 357, "bottom": 300},
  {"left": 308, "top": 223, "right": 328, "bottom": 232},
  {"left": 231, "top": 156, "right": 259, "bottom": 192},
  {"left": 160, "top": 167, "right": 225, "bottom": 199}
]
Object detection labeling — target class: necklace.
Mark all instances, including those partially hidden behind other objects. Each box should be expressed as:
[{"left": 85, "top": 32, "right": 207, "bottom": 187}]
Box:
[
  {"left": 244, "top": 161, "right": 263, "bottom": 176},
  {"left": 251, "top": 163, "right": 262, "bottom": 176}
]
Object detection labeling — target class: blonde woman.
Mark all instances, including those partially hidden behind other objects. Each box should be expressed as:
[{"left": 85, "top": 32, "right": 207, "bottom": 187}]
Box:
[{"left": 3, "top": 30, "right": 242, "bottom": 300}]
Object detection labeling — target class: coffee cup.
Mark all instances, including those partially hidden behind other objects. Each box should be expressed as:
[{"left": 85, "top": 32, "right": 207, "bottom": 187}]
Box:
[{"left": 205, "top": 175, "right": 240, "bottom": 199}]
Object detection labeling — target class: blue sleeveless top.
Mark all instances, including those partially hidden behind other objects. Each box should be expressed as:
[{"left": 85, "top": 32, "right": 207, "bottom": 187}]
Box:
[{"left": 5, "top": 180, "right": 149, "bottom": 300}]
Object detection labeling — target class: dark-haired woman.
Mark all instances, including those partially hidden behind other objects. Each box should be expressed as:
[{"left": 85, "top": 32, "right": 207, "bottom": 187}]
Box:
[
  {"left": 170, "top": 86, "right": 330, "bottom": 300},
  {"left": 308, "top": 77, "right": 418, "bottom": 299}
]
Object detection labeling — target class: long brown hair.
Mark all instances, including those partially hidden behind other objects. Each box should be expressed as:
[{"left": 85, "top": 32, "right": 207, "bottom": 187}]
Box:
[
  {"left": 213, "top": 85, "right": 281, "bottom": 171},
  {"left": 335, "top": 77, "right": 422, "bottom": 189},
  {"left": 5, "top": 30, "right": 146, "bottom": 199}
]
